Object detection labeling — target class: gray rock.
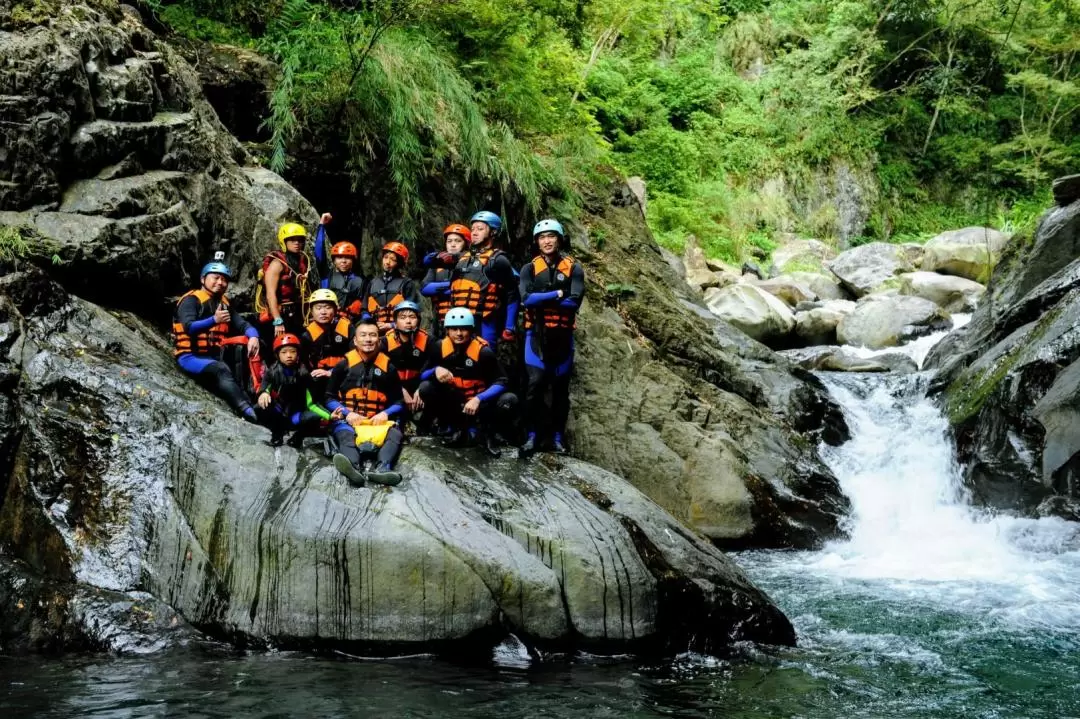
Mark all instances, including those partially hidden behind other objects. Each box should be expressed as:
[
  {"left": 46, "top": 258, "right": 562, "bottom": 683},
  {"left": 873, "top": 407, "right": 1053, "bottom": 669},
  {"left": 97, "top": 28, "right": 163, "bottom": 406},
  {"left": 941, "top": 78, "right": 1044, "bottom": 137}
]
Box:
[
  {"left": 828, "top": 242, "right": 914, "bottom": 297},
  {"left": 683, "top": 234, "right": 708, "bottom": 273},
  {"left": 771, "top": 237, "right": 836, "bottom": 274},
  {"left": 1032, "top": 357, "right": 1080, "bottom": 494},
  {"left": 1034, "top": 496, "right": 1080, "bottom": 522},
  {"left": 921, "top": 227, "right": 1012, "bottom": 283},
  {"left": 837, "top": 295, "right": 952, "bottom": 349},
  {"left": 794, "top": 300, "right": 856, "bottom": 345},
  {"left": 705, "top": 284, "right": 796, "bottom": 343},
  {"left": 780, "top": 346, "right": 918, "bottom": 373},
  {"left": 787, "top": 270, "right": 850, "bottom": 301},
  {"left": 753, "top": 276, "right": 817, "bottom": 307},
  {"left": 627, "top": 176, "right": 647, "bottom": 215},
  {"left": 0, "top": 270, "right": 795, "bottom": 654},
  {"left": 899, "top": 271, "right": 985, "bottom": 312}
]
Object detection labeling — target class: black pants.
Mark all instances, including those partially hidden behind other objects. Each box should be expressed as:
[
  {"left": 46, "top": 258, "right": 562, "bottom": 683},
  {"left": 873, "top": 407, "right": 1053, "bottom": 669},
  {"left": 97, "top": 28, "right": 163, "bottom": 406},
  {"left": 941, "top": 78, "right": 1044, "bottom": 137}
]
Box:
[
  {"left": 524, "top": 366, "right": 572, "bottom": 436},
  {"left": 188, "top": 359, "right": 254, "bottom": 415},
  {"left": 261, "top": 407, "right": 324, "bottom": 437},
  {"left": 260, "top": 302, "right": 304, "bottom": 345},
  {"left": 417, "top": 380, "right": 518, "bottom": 435},
  {"left": 333, "top": 426, "right": 404, "bottom": 469}
]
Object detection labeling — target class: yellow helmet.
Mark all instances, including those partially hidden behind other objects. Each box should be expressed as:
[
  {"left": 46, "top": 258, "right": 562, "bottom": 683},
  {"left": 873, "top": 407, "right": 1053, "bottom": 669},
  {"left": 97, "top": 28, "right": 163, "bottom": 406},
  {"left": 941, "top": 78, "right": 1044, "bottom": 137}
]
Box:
[
  {"left": 308, "top": 288, "right": 339, "bottom": 307},
  {"left": 277, "top": 222, "right": 308, "bottom": 249}
]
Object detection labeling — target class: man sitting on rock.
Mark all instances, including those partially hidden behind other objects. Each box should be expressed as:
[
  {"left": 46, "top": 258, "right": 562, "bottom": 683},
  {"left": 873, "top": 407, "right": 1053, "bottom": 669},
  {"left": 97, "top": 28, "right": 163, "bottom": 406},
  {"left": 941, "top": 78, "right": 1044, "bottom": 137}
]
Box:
[
  {"left": 325, "top": 318, "right": 406, "bottom": 487},
  {"left": 302, "top": 288, "right": 352, "bottom": 401},
  {"left": 417, "top": 307, "right": 517, "bottom": 457},
  {"left": 173, "top": 261, "right": 261, "bottom": 422}
]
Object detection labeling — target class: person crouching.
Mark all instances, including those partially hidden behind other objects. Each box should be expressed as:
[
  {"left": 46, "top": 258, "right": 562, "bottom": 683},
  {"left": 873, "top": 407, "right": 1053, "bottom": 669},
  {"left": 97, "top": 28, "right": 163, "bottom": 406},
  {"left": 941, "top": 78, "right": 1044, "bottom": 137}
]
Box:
[
  {"left": 417, "top": 307, "right": 517, "bottom": 457},
  {"left": 256, "top": 333, "right": 332, "bottom": 447},
  {"left": 325, "top": 318, "right": 406, "bottom": 487}
]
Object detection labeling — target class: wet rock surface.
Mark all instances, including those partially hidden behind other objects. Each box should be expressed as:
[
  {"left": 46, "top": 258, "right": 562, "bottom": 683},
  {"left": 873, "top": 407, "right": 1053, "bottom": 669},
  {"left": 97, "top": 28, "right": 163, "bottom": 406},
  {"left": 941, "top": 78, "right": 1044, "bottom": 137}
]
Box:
[
  {"left": 932, "top": 197, "right": 1080, "bottom": 512},
  {"left": 0, "top": 270, "right": 794, "bottom": 654},
  {"left": 836, "top": 295, "right": 952, "bottom": 350}
]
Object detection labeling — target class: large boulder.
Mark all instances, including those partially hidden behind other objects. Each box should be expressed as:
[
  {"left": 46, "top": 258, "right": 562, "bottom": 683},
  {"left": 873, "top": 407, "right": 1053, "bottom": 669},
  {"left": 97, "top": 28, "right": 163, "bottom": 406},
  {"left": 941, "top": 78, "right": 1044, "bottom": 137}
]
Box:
[
  {"left": 827, "top": 242, "right": 914, "bottom": 297},
  {"left": 780, "top": 346, "right": 918, "bottom": 373},
  {"left": 753, "top": 276, "right": 817, "bottom": 307},
  {"left": 899, "top": 271, "right": 985, "bottom": 313},
  {"left": 837, "top": 295, "right": 952, "bottom": 349},
  {"left": 932, "top": 194, "right": 1080, "bottom": 512},
  {"left": 0, "top": 2, "right": 311, "bottom": 310},
  {"left": 787, "top": 270, "right": 849, "bottom": 301},
  {"left": 771, "top": 237, "right": 836, "bottom": 274},
  {"left": 0, "top": 270, "right": 795, "bottom": 654},
  {"left": 921, "top": 227, "right": 1012, "bottom": 283},
  {"left": 794, "top": 300, "right": 856, "bottom": 345},
  {"left": 704, "top": 284, "right": 796, "bottom": 344}
]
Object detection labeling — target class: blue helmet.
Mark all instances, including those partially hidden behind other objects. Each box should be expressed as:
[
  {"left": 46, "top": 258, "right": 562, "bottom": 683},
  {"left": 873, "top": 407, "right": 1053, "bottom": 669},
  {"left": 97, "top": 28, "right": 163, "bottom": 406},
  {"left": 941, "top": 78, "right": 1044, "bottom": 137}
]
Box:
[
  {"left": 200, "top": 261, "right": 232, "bottom": 280},
  {"left": 470, "top": 211, "right": 503, "bottom": 235},
  {"left": 443, "top": 307, "right": 475, "bottom": 328},
  {"left": 392, "top": 300, "right": 422, "bottom": 316},
  {"left": 532, "top": 218, "right": 564, "bottom": 240}
]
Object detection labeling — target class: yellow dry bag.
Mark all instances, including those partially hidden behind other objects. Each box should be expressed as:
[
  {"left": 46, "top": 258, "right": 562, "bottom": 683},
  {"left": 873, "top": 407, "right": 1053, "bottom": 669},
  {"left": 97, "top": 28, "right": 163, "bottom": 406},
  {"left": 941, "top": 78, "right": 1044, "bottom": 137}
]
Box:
[{"left": 354, "top": 421, "right": 395, "bottom": 448}]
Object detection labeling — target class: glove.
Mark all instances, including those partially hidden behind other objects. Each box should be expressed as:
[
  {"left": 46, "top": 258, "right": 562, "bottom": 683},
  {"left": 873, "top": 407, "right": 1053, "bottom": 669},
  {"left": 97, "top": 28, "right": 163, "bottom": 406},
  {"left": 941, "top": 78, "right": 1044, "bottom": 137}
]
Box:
[
  {"left": 559, "top": 298, "right": 579, "bottom": 309},
  {"left": 422, "top": 251, "right": 440, "bottom": 267},
  {"left": 501, "top": 329, "right": 517, "bottom": 342},
  {"left": 437, "top": 251, "right": 458, "bottom": 266}
]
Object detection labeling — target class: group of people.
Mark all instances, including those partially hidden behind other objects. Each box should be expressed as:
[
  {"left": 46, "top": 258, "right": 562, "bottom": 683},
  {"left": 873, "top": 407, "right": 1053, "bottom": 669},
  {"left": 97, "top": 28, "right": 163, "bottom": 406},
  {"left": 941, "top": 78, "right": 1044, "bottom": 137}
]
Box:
[{"left": 171, "top": 211, "right": 585, "bottom": 487}]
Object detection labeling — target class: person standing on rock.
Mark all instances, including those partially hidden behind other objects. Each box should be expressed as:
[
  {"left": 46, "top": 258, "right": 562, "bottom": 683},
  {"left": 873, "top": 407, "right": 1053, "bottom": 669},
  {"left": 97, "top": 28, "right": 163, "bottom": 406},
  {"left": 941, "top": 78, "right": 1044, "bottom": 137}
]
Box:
[
  {"left": 421, "top": 223, "right": 471, "bottom": 337},
  {"left": 518, "top": 219, "right": 584, "bottom": 458},
  {"left": 259, "top": 222, "right": 311, "bottom": 339},
  {"left": 312, "top": 212, "right": 366, "bottom": 321},
  {"left": 173, "top": 261, "right": 261, "bottom": 423},
  {"left": 256, "top": 333, "right": 331, "bottom": 447},
  {"left": 326, "top": 318, "right": 406, "bottom": 487},
  {"left": 417, "top": 307, "right": 517, "bottom": 457},
  {"left": 380, "top": 301, "right": 436, "bottom": 429},
  {"left": 301, "top": 288, "right": 352, "bottom": 401},
  {"left": 448, "top": 211, "right": 520, "bottom": 348},
  {"left": 365, "top": 241, "right": 418, "bottom": 334}
]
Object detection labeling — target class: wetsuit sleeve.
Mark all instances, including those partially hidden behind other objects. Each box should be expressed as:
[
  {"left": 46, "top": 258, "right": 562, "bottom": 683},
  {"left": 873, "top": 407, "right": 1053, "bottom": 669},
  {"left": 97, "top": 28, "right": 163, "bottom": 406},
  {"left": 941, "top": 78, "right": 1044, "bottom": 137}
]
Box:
[
  {"left": 382, "top": 364, "right": 404, "bottom": 418},
  {"left": 421, "top": 268, "right": 450, "bottom": 297},
  {"left": 325, "top": 359, "right": 348, "bottom": 413},
  {"left": 474, "top": 347, "right": 507, "bottom": 404},
  {"left": 305, "top": 389, "right": 332, "bottom": 421},
  {"left": 559, "top": 262, "right": 586, "bottom": 309},
  {"left": 176, "top": 295, "right": 208, "bottom": 334},
  {"left": 492, "top": 254, "right": 520, "bottom": 332},
  {"left": 314, "top": 225, "right": 331, "bottom": 280},
  {"left": 229, "top": 309, "right": 259, "bottom": 339}
]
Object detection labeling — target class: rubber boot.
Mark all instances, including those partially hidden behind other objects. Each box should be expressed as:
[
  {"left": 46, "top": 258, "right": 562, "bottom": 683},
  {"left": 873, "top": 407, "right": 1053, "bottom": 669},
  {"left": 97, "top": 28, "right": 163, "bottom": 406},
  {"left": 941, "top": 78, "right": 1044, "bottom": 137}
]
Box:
[
  {"left": 366, "top": 463, "right": 404, "bottom": 487},
  {"left": 551, "top": 433, "right": 567, "bottom": 455},
  {"left": 333, "top": 453, "right": 366, "bottom": 487},
  {"left": 480, "top": 432, "right": 501, "bottom": 458},
  {"left": 518, "top": 433, "right": 536, "bottom": 460},
  {"left": 442, "top": 429, "right": 466, "bottom": 447},
  {"left": 269, "top": 430, "right": 284, "bottom": 447}
]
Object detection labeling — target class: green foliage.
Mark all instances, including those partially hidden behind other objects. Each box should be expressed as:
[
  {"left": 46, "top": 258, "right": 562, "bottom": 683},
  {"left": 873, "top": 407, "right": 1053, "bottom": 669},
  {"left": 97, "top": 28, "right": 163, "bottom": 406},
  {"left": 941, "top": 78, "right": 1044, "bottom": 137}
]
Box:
[
  {"left": 0, "top": 226, "right": 31, "bottom": 265},
  {"left": 153, "top": 0, "right": 1076, "bottom": 260}
]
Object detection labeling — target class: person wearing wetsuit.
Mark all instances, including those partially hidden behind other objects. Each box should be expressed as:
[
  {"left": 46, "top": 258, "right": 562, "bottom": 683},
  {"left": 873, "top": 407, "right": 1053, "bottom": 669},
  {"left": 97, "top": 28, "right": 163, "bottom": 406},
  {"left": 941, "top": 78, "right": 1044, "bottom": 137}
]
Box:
[
  {"left": 365, "top": 242, "right": 417, "bottom": 334},
  {"left": 380, "top": 300, "right": 437, "bottom": 430},
  {"left": 417, "top": 307, "right": 517, "bottom": 457},
  {"left": 518, "top": 219, "right": 584, "bottom": 457},
  {"left": 326, "top": 318, "right": 406, "bottom": 487},
  {"left": 447, "top": 211, "right": 520, "bottom": 348},
  {"left": 301, "top": 288, "right": 353, "bottom": 401},
  {"left": 421, "top": 223, "right": 470, "bottom": 338},
  {"left": 173, "top": 261, "right": 261, "bottom": 422},
  {"left": 257, "top": 333, "right": 331, "bottom": 447},
  {"left": 261, "top": 221, "right": 311, "bottom": 339},
  {"left": 312, "top": 212, "right": 366, "bottom": 321}
]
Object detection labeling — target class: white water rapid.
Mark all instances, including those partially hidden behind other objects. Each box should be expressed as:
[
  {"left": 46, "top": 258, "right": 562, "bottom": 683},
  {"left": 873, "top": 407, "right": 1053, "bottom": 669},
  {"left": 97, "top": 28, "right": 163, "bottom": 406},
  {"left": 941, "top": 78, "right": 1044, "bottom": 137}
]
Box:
[{"left": 782, "top": 370, "right": 1080, "bottom": 630}]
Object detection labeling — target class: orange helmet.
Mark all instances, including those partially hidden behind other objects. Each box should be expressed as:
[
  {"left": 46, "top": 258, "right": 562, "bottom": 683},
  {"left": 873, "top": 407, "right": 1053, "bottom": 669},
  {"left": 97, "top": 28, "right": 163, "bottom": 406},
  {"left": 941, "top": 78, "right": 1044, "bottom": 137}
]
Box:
[
  {"left": 273, "top": 333, "right": 302, "bottom": 351},
  {"left": 330, "top": 241, "right": 358, "bottom": 258},
  {"left": 382, "top": 241, "right": 409, "bottom": 263},
  {"left": 443, "top": 224, "right": 472, "bottom": 245}
]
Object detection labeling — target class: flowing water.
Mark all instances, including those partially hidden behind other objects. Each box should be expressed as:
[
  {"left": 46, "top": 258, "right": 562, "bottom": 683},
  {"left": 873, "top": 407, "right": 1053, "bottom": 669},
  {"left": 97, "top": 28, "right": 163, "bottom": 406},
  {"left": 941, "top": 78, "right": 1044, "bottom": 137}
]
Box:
[{"left": 5, "top": 327, "right": 1080, "bottom": 718}]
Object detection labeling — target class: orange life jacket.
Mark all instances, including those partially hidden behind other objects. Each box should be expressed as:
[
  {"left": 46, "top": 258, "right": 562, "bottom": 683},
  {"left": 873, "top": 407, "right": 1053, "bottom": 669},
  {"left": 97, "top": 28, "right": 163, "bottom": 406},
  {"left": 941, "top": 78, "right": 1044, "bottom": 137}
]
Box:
[
  {"left": 173, "top": 290, "right": 230, "bottom": 357},
  {"left": 524, "top": 254, "right": 578, "bottom": 331},
  {"left": 450, "top": 248, "right": 503, "bottom": 319},
  {"left": 366, "top": 275, "right": 408, "bottom": 327},
  {"left": 305, "top": 317, "right": 352, "bottom": 369},
  {"left": 339, "top": 350, "right": 393, "bottom": 418},
  {"left": 439, "top": 336, "right": 488, "bottom": 399},
  {"left": 430, "top": 266, "right": 452, "bottom": 324},
  {"left": 385, "top": 329, "right": 430, "bottom": 384}
]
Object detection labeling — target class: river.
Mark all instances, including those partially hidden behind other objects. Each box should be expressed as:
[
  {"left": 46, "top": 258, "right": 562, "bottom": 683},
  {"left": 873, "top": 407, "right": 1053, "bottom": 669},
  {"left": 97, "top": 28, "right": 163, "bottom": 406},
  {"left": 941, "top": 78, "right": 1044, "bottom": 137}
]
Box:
[{"left": 4, "top": 328, "right": 1080, "bottom": 718}]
